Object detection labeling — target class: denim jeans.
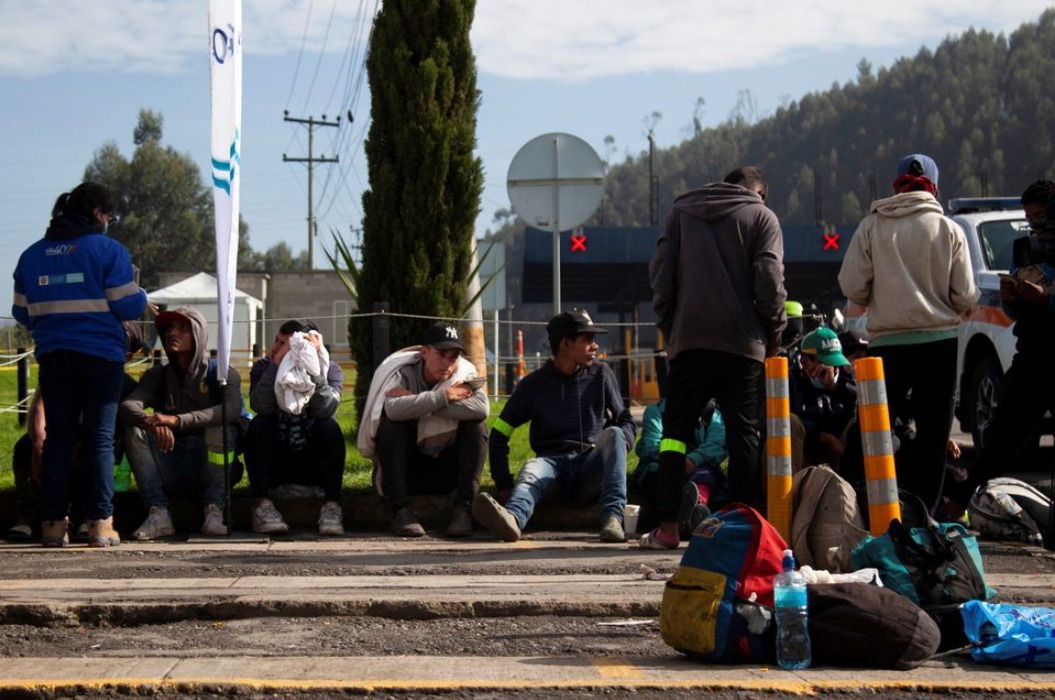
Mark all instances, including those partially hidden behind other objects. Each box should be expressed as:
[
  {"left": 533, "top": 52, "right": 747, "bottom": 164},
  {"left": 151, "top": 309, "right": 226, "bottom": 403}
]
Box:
[
  {"left": 37, "top": 350, "right": 125, "bottom": 522},
  {"left": 504, "top": 425, "right": 627, "bottom": 529},
  {"left": 125, "top": 425, "right": 237, "bottom": 509}
]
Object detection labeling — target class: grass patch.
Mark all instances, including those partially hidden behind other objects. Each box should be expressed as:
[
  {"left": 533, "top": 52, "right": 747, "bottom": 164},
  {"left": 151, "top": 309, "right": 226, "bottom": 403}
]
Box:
[{"left": 0, "top": 360, "right": 640, "bottom": 493}]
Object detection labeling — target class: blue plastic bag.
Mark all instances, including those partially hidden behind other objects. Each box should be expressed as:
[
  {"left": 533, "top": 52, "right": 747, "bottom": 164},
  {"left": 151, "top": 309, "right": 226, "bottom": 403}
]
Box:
[{"left": 961, "top": 600, "right": 1055, "bottom": 667}]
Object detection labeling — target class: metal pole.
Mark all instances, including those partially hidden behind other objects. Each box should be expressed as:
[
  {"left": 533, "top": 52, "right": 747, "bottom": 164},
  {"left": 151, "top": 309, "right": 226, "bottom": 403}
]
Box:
[
  {"left": 372, "top": 302, "right": 390, "bottom": 371},
  {"left": 492, "top": 309, "right": 499, "bottom": 400},
  {"left": 17, "top": 348, "right": 28, "bottom": 428},
  {"left": 307, "top": 123, "right": 315, "bottom": 268},
  {"left": 648, "top": 130, "right": 656, "bottom": 226},
  {"left": 551, "top": 136, "right": 561, "bottom": 314},
  {"left": 221, "top": 397, "right": 232, "bottom": 537}
]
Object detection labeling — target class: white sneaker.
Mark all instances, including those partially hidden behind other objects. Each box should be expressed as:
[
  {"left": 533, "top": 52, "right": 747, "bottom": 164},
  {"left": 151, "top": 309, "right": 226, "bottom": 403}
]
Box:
[
  {"left": 201, "top": 503, "right": 228, "bottom": 537},
  {"left": 318, "top": 501, "right": 345, "bottom": 537},
  {"left": 132, "top": 506, "right": 175, "bottom": 541},
  {"left": 252, "top": 499, "right": 290, "bottom": 535}
]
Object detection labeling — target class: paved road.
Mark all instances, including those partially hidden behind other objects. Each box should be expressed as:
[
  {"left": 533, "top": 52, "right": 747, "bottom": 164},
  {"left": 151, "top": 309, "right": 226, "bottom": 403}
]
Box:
[{"left": 1, "top": 532, "right": 1054, "bottom": 697}]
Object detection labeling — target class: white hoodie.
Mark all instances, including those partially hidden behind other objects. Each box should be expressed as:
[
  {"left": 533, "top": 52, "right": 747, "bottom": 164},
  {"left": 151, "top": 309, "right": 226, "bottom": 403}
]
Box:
[{"left": 838, "top": 191, "right": 979, "bottom": 340}]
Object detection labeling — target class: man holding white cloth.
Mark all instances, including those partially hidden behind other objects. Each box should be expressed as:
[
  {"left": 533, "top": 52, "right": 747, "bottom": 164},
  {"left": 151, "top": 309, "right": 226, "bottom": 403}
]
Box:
[
  {"left": 359, "top": 321, "right": 488, "bottom": 537},
  {"left": 245, "top": 319, "right": 346, "bottom": 537}
]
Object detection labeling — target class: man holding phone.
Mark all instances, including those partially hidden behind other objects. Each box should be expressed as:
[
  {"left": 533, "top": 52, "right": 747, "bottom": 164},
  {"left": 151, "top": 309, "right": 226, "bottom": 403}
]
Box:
[
  {"left": 949, "top": 180, "right": 1055, "bottom": 515},
  {"left": 359, "top": 321, "right": 489, "bottom": 537}
]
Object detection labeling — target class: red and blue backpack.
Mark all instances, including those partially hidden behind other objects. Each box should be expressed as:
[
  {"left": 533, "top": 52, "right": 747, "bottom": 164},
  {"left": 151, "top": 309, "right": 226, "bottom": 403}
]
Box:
[{"left": 660, "top": 504, "right": 787, "bottom": 663}]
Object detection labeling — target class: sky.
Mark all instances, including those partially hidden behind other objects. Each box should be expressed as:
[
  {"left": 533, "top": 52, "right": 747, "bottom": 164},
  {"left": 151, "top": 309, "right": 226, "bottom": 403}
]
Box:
[{"left": 0, "top": 0, "right": 1052, "bottom": 320}]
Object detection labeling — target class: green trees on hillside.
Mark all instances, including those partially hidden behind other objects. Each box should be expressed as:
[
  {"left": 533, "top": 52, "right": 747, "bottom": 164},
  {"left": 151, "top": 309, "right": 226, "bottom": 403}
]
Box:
[
  {"left": 352, "top": 0, "right": 483, "bottom": 399},
  {"left": 539, "top": 9, "right": 1055, "bottom": 233}
]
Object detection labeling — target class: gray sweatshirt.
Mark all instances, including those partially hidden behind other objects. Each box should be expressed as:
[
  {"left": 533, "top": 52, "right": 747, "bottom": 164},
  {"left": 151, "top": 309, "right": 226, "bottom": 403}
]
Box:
[
  {"left": 650, "top": 182, "right": 787, "bottom": 361},
  {"left": 383, "top": 356, "right": 489, "bottom": 423}
]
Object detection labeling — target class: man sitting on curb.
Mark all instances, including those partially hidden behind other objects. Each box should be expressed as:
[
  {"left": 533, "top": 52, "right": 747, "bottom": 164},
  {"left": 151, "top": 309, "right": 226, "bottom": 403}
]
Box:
[
  {"left": 244, "top": 319, "right": 346, "bottom": 537},
  {"left": 789, "top": 327, "right": 857, "bottom": 472},
  {"left": 635, "top": 396, "right": 727, "bottom": 538},
  {"left": 358, "top": 321, "right": 488, "bottom": 537},
  {"left": 119, "top": 306, "right": 243, "bottom": 539},
  {"left": 472, "top": 309, "right": 636, "bottom": 543}
]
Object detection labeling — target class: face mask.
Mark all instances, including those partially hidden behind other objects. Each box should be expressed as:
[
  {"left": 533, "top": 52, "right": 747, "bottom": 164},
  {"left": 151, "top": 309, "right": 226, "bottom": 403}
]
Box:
[
  {"left": 809, "top": 368, "right": 839, "bottom": 390},
  {"left": 102, "top": 221, "right": 109, "bottom": 235}
]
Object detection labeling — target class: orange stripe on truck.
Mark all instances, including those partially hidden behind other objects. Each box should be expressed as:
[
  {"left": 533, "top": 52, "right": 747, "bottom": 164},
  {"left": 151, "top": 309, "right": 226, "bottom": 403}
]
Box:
[{"left": 965, "top": 304, "right": 1013, "bottom": 328}]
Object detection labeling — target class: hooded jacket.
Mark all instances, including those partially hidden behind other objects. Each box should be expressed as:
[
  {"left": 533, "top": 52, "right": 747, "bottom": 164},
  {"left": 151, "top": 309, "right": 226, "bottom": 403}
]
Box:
[
  {"left": 488, "top": 359, "right": 635, "bottom": 491},
  {"left": 838, "top": 191, "right": 979, "bottom": 339},
  {"left": 649, "top": 183, "right": 787, "bottom": 361},
  {"left": 120, "top": 306, "right": 241, "bottom": 432},
  {"left": 12, "top": 214, "right": 146, "bottom": 362}
]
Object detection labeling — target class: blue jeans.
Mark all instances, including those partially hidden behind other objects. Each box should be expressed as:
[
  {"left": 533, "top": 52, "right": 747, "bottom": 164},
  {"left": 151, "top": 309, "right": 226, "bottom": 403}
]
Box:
[
  {"left": 125, "top": 425, "right": 237, "bottom": 509},
  {"left": 504, "top": 426, "right": 627, "bottom": 529},
  {"left": 38, "top": 350, "right": 125, "bottom": 522}
]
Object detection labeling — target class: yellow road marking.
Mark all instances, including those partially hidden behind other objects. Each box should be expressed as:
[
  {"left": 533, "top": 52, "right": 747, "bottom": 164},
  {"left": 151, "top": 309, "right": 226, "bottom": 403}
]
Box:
[
  {"left": 4, "top": 679, "right": 1055, "bottom": 694},
  {"left": 591, "top": 657, "right": 645, "bottom": 678}
]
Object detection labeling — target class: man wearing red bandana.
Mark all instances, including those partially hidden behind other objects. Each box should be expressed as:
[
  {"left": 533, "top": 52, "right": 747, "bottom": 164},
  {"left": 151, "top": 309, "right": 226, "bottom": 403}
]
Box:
[{"left": 838, "top": 154, "right": 979, "bottom": 513}]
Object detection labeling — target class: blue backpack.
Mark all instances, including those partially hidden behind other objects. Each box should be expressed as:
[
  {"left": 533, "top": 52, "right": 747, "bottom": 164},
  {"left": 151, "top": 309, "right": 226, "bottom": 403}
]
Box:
[{"left": 660, "top": 504, "right": 786, "bottom": 663}]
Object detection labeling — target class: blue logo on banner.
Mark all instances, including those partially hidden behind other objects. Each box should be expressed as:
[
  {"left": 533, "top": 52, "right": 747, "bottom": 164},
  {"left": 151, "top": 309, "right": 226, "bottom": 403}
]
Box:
[
  {"left": 212, "top": 23, "right": 236, "bottom": 65},
  {"left": 212, "top": 129, "right": 241, "bottom": 195}
]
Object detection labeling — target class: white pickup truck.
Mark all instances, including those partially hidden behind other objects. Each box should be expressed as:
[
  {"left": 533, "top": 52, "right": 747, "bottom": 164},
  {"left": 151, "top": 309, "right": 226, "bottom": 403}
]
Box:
[{"left": 843, "top": 197, "right": 1035, "bottom": 447}]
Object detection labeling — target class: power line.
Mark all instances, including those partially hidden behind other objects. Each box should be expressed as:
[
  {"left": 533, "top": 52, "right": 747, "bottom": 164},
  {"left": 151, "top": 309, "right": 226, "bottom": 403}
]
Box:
[
  {"left": 314, "top": 3, "right": 376, "bottom": 226},
  {"left": 284, "top": 0, "right": 315, "bottom": 111},
  {"left": 282, "top": 112, "right": 340, "bottom": 269},
  {"left": 299, "top": 0, "right": 340, "bottom": 116}
]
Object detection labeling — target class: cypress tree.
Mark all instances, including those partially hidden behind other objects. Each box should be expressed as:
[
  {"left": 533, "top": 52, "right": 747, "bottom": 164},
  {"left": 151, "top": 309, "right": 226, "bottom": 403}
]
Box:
[{"left": 352, "top": 0, "right": 483, "bottom": 414}]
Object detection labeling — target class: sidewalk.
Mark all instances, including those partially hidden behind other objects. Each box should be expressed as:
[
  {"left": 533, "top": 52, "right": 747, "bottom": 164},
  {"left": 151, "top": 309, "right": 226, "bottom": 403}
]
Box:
[{"left": 2, "top": 536, "right": 1055, "bottom": 695}]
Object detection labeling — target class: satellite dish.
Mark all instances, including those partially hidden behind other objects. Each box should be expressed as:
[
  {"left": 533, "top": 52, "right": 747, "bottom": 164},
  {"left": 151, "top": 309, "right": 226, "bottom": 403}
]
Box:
[{"left": 506, "top": 133, "right": 605, "bottom": 312}]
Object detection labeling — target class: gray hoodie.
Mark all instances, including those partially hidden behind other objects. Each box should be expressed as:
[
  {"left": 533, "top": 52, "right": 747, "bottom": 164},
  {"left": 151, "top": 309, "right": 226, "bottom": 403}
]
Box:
[
  {"left": 650, "top": 182, "right": 787, "bottom": 361},
  {"left": 120, "top": 305, "right": 242, "bottom": 431}
]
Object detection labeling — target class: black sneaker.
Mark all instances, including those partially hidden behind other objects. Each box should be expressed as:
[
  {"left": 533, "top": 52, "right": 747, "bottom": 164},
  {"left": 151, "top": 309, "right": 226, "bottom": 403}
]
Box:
[
  {"left": 688, "top": 503, "right": 711, "bottom": 535},
  {"left": 678, "top": 482, "right": 707, "bottom": 539}
]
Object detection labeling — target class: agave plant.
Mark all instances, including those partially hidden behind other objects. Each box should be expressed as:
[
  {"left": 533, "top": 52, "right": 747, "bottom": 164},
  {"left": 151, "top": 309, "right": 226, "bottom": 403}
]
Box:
[{"left": 325, "top": 229, "right": 505, "bottom": 318}]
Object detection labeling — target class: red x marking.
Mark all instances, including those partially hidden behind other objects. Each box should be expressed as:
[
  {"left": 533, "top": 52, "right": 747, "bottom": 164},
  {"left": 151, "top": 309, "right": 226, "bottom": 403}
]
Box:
[
  {"left": 823, "top": 231, "right": 840, "bottom": 251},
  {"left": 570, "top": 234, "right": 587, "bottom": 252}
]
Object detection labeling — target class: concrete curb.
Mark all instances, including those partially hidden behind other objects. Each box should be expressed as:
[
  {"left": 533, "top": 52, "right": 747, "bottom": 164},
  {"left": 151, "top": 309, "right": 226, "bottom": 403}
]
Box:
[
  {"left": 2, "top": 570, "right": 1054, "bottom": 627},
  {"left": 1, "top": 654, "right": 1054, "bottom": 696},
  {"left": 0, "top": 573, "right": 665, "bottom": 626}
]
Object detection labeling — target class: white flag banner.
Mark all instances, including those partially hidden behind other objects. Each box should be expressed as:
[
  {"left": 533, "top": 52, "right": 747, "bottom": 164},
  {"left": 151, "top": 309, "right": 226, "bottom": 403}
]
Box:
[{"left": 209, "top": 0, "right": 242, "bottom": 384}]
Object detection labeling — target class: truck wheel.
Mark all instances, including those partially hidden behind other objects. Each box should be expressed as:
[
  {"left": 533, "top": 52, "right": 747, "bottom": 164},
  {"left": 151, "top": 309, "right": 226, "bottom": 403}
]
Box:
[{"left": 968, "top": 357, "right": 1003, "bottom": 449}]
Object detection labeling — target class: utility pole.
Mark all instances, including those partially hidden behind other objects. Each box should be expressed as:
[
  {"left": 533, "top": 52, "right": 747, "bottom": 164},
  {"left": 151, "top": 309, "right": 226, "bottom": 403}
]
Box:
[
  {"left": 648, "top": 129, "right": 657, "bottom": 226},
  {"left": 282, "top": 111, "right": 339, "bottom": 268}
]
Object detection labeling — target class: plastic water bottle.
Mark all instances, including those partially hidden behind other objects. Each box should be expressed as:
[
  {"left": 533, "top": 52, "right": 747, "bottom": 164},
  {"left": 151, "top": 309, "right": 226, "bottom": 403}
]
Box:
[{"left": 773, "top": 548, "right": 811, "bottom": 670}]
